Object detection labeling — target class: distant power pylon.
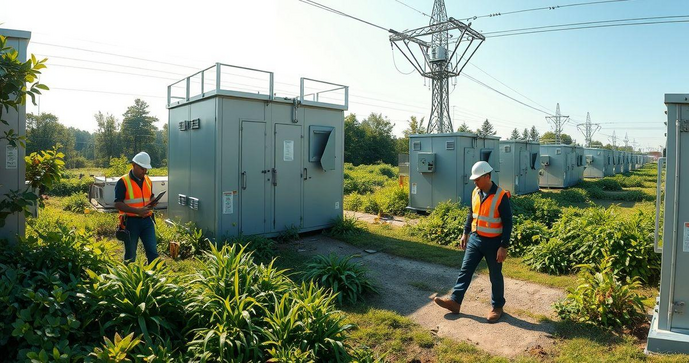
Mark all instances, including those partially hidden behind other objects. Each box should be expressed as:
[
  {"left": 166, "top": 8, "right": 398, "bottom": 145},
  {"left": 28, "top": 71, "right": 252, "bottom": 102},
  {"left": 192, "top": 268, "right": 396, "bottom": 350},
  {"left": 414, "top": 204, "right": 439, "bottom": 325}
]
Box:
[
  {"left": 609, "top": 131, "right": 618, "bottom": 150},
  {"left": 623, "top": 132, "right": 629, "bottom": 150},
  {"left": 576, "top": 112, "right": 601, "bottom": 147},
  {"left": 545, "top": 103, "right": 569, "bottom": 144},
  {"left": 390, "top": 0, "right": 485, "bottom": 133}
]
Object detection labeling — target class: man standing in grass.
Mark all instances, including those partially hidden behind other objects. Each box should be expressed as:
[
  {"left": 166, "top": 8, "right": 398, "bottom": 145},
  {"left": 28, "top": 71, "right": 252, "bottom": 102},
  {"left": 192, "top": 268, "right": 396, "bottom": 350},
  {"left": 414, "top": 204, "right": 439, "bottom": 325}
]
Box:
[
  {"left": 433, "top": 161, "right": 512, "bottom": 323},
  {"left": 114, "top": 151, "right": 159, "bottom": 263}
]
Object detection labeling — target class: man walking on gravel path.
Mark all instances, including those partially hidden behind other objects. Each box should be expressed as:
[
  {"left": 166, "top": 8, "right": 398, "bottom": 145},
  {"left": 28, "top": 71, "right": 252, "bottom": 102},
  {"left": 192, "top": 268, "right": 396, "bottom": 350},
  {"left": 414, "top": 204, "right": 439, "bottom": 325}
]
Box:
[{"left": 434, "top": 161, "right": 513, "bottom": 323}]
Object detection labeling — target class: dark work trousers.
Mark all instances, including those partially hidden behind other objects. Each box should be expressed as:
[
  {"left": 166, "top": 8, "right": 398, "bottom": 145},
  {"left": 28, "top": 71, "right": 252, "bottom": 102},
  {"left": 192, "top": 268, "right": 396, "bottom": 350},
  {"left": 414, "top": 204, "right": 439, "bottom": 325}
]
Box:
[
  {"left": 450, "top": 232, "right": 505, "bottom": 308},
  {"left": 123, "top": 216, "right": 158, "bottom": 263}
]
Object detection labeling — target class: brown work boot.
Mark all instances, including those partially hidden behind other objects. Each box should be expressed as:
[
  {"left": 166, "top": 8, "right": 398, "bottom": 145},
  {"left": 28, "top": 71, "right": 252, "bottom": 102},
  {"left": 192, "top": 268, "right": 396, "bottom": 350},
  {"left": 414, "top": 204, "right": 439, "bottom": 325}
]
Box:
[
  {"left": 487, "top": 307, "right": 503, "bottom": 323},
  {"left": 433, "top": 297, "right": 461, "bottom": 314}
]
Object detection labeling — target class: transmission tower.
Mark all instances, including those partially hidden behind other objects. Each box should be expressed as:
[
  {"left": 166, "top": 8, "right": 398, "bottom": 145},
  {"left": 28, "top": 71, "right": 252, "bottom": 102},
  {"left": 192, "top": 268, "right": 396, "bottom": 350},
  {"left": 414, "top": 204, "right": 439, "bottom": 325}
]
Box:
[
  {"left": 545, "top": 103, "right": 569, "bottom": 144},
  {"left": 390, "top": 0, "right": 485, "bottom": 133},
  {"left": 576, "top": 112, "right": 601, "bottom": 147},
  {"left": 623, "top": 132, "right": 629, "bottom": 150},
  {"left": 609, "top": 131, "right": 618, "bottom": 150}
]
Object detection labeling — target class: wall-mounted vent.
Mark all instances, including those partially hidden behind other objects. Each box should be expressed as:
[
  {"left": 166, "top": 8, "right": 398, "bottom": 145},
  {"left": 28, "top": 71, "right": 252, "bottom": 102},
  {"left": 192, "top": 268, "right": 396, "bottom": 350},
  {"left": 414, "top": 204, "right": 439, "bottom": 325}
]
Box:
[
  {"left": 503, "top": 145, "right": 511, "bottom": 153},
  {"left": 178, "top": 194, "right": 187, "bottom": 206},
  {"left": 191, "top": 118, "right": 201, "bottom": 129},
  {"left": 412, "top": 141, "right": 421, "bottom": 151},
  {"left": 179, "top": 121, "right": 189, "bottom": 131},
  {"left": 446, "top": 141, "right": 455, "bottom": 150}
]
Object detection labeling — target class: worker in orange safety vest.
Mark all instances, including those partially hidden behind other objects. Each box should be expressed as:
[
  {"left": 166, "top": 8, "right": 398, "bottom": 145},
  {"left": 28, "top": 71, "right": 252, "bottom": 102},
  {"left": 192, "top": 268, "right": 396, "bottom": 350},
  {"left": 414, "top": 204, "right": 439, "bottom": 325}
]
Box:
[
  {"left": 433, "top": 161, "right": 513, "bottom": 323},
  {"left": 114, "top": 151, "right": 159, "bottom": 263}
]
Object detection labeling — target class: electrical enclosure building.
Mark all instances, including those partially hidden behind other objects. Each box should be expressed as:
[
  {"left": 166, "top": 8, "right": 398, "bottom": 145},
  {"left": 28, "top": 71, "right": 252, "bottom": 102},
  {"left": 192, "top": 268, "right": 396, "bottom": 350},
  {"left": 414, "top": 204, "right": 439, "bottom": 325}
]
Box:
[
  {"left": 539, "top": 144, "right": 580, "bottom": 188},
  {"left": 571, "top": 146, "right": 586, "bottom": 185},
  {"left": 614, "top": 151, "right": 623, "bottom": 174},
  {"left": 647, "top": 94, "right": 689, "bottom": 354},
  {"left": 583, "top": 148, "right": 608, "bottom": 178},
  {"left": 408, "top": 133, "right": 500, "bottom": 210},
  {"left": 166, "top": 64, "right": 347, "bottom": 239},
  {"left": 622, "top": 151, "right": 631, "bottom": 173},
  {"left": 603, "top": 149, "right": 615, "bottom": 176},
  {"left": 498, "top": 140, "right": 540, "bottom": 195},
  {"left": 0, "top": 28, "right": 30, "bottom": 243}
]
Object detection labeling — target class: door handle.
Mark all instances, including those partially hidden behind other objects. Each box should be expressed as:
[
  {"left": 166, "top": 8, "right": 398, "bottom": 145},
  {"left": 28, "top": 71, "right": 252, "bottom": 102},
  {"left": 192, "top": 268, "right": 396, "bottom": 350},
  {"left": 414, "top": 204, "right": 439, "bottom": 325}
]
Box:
[
  {"left": 303, "top": 168, "right": 308, "bottom": 180},
  {"left": 272, "top": 168, "right": 277, "bottom": 186},
  {"left": 241, "top": 171, "right": 247, "bottom": 190}
]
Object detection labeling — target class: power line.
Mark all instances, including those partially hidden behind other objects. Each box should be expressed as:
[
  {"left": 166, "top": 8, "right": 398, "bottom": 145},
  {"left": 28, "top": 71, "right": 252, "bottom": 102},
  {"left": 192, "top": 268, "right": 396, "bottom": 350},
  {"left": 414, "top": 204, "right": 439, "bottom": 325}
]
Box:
[
  {"left": 297, "top": 0, "right": 390, "bottom": 32},
  {"left": 391, "top": 0, "right": 431, "bottom": 18},
  {"left": 488, "top": 18, "right": 689, "bottom": 38},
  {"left": 460, "top": 73, "right": 554, "bottom": 116},
  {"left": 460, "top": 0, "right": 633, "bottom": 22}
]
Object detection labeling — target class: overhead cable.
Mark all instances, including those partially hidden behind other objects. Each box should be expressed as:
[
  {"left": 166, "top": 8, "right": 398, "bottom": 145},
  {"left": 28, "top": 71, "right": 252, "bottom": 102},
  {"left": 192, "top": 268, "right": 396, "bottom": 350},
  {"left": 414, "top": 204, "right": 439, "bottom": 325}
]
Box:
[
  {"left": 391, "top": 0, "right": 431, "bottom": 19},
  {"left": 461, "top": 0, "right": 633, "bottom": 22}
]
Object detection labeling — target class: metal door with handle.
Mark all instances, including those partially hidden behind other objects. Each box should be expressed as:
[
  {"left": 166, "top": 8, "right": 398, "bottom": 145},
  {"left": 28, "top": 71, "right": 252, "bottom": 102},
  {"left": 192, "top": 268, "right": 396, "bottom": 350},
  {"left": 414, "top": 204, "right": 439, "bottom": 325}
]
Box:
[
  {"left": 273, "top": 124, "right": 302, "bottom": 231},
  {"left": 240, "top": 121, "right": 266, "bottom": 235}
]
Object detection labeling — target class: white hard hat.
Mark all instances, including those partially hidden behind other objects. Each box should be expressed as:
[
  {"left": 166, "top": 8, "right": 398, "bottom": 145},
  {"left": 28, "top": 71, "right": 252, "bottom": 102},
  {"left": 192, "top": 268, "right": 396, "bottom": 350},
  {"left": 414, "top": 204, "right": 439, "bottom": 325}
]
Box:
[
  {"left": 469, "top": 161, "right": 493, "bottom": 180},
  {"left": 132, "top": 151, "right": 152, "bottom": 169}
]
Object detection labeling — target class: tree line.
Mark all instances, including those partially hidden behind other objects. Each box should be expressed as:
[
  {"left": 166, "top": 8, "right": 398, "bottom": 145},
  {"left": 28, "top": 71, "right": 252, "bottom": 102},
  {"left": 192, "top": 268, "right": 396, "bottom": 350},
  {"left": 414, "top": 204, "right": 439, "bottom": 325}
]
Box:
[{"left": 25, "top": 99, "right": 167, "bottom": 169}]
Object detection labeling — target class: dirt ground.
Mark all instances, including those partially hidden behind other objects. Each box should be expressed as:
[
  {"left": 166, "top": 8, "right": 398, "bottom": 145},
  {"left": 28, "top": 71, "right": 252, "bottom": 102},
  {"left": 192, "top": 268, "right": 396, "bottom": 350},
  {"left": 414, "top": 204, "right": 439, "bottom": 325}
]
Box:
[{"left": 286, "top": 233, "right": 565, "bottom": 359}]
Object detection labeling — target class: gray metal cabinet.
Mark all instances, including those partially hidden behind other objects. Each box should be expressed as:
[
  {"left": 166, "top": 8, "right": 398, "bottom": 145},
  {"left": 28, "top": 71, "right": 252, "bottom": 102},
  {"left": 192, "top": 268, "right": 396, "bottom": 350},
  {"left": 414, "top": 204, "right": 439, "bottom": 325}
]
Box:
[
  {"left": 167, "top": 64, "right": 347, "bottom": 239},
  {"left": 499, "top": 140, "right": 540, "bottom": 195}
]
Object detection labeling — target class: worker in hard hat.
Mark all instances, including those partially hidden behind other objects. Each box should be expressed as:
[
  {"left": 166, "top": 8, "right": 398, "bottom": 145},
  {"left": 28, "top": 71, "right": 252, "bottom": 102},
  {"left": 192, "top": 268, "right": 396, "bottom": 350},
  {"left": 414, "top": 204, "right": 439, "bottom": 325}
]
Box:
[
  {"left": 433, "top": 161, "right": 513, "bottom": 323},
  {"left": 114, "top": 151, "right": 159, "bottom": 263}
]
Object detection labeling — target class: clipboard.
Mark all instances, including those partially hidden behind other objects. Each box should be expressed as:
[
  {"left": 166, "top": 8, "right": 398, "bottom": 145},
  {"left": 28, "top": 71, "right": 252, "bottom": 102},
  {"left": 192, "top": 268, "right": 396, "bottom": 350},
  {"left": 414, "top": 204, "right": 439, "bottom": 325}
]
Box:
[{"left": 147, "top": 191, "right": 166, "bottom": 207}]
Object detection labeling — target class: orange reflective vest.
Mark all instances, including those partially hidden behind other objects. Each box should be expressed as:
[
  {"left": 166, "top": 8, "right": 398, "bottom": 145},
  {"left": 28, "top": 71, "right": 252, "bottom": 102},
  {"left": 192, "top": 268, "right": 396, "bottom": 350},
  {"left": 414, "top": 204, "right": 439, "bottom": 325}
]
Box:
[
  {"left": 471, "top": 186, "right": 509, "bottom": 238},
  {"left": 119, "top": 173, "right": 153, "bottom": 218}
]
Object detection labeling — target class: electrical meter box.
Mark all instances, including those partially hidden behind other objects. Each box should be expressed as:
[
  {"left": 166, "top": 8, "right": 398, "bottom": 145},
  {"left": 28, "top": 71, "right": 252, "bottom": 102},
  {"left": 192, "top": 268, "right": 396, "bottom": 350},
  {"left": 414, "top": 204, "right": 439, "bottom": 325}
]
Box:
[
  {"left": 417, "top": 153, "right": 435, "bottom": 173},
  {"left": 166, "top": 63, "right": 347, "bottom": 239},
  {"left": 0, "top": 28, "right": 31, "bottom": 244},
  {"left": 647, "top": 94, "right": 689, "bottom": 354},
  {"left": 408, "top": 132, "right": 500, "bottom": 211}
]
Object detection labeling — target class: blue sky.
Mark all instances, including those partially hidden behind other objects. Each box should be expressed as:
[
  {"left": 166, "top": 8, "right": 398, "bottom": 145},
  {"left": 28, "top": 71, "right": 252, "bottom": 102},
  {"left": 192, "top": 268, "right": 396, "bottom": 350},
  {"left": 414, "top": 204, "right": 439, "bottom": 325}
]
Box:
[{"left": 2, "top": 0, "right": 687, "bottom": 151}]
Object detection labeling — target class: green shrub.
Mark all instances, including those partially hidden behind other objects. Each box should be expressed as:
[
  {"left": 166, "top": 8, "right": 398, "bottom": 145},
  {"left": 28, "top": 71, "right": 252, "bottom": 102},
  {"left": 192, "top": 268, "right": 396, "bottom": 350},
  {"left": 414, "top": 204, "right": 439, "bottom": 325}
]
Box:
[
  {"left": 326, "top": 215, "right": 365, "bottom": 238},
  {"left": 62, "top": 193, "right": 89, "bottom": 213},
  {"left": 554, "top": 255, "right": 646, "bottom": 330},
  {"left": 156, "top": 221, "right": 208, "bottom": 259},
  {"left": 533, "top": 195, "right": 562, "bottom": 227},
  {"left": 595, "top": 178, "right": 623, "bottom": 191},
  {"left": 510, "top": 218, "right": 550, "bottom": 257},
  {"left": 372, "top": 182, "right": 408, "bottom": 216},
  {"left": 523, "top": 237, "right": 574, "bottom": 275},
  {"left": 614, "top": 175, "right": 645, "bottom": 188},
  {"left": 411, "top": 201, "right": 468, "bottom": 246},
  {"left": 559, "top": 189, "right": 589, "bottom": 203},
  {"left": 0, "top": 227, "right": 112, "bottom": 361},
  {"left": 227, "top": 234, "right": 277, "bottom": 263},
  {"left": 361, "top": 194, "right": 380, "bottom": 215},
  {"left": 48, "top": 176, "right": 93, "bottom": 197},
  {"left": 585, "top": 185, "right": 607, "bottom": 199},
  {"left": 83, "top": 259, "right": 188, "bottom": 346},
  {"left": 344, "top": 193, "right": 365, "bottom": 211},
  {"left": 304, "top": 254, "right": 377, "bottom": 306}
]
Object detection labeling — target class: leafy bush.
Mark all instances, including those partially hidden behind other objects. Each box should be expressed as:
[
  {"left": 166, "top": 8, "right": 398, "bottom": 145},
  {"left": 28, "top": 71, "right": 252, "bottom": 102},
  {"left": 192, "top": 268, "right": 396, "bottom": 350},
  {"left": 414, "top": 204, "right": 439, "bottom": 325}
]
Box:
[
  {"left": 304, "top": 254, "right": 377, "bottom": 306},
  {"left": 511, "top": 193, "right": 562, "bottom": 226},
  {"left": 614, "top": 175, "right": 645, "bottom": 188},
  {"left": 584, "top": 185, "right": 607, "bottom": 200},
  {"left": 410, "top": 201, "right": 468, "bottom": 246},
  {"left": 595, "top": 178, "right": 623, "bottom": 191},
  {"left": 226, "top": 234, "right": 277, "bottom": 263},
  {"left": 83, "top": 259, "right": 188, "bottom": 346},
  {"left": 156, "top": 221, "right": 208, "bottom": 259},
  {"left": 372, "top": 182, "right": 408, "bottom": 216},
  {"left": 344, "top": 163, "right": 397, "bottom": 195},
  {"left": 523, "top": 237, "right": 574, "bottom": 275},
  {"left": 510, "top": 218, "right": 550, "bottom": 257},
  {"left": 344, "top": 193, "right": 364, "bottom": 211},
  {"left": 0, "top": 227, "right": 111, "bottom": 361},
  {"left": 533, "top": 195, "right": 562, "bottom": 227},
  {"left": 554, "top": 255, "right": 646, "bottom": 330},
  {"left": 326, "top": 215, "right": 365, "bottom": 238},
  {"left": 49, "top": 175, "right": 93, "bottom": 197},
  {"left": 559, "top": 189, "right": 589, "bottom": 203},
  {"left": 62, "top": 193, "right": 89, "bottom": 213}
]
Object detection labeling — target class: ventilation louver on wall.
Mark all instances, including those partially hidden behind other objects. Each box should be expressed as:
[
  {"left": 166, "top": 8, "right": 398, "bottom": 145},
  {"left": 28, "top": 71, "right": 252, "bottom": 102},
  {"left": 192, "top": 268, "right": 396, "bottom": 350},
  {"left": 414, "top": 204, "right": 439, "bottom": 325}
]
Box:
[
  {"left": 309, "top": 126, "right": 336, "bottom": 171},
  {"left": 412, "top": 141, "right": 421, "bottom": 151},
  {"left": 446, "top": 141, "right": 455, "bottom": 150}
]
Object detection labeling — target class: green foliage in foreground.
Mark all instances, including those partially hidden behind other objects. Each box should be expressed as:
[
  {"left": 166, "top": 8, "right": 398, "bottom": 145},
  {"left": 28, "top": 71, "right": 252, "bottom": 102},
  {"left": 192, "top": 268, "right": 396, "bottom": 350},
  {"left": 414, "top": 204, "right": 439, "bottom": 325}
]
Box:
[
  {"left": 344, "top": 163, "right": 397, "bottom": 195},
  {"left": 409, "top": 201, "right": 468, "bottom": 246},
  {"left": 304, "top": 254, "right": 378, "bottom": 306},
  {"left": 554, "top": 255, "right": 646, "bottom": 330},
  {"left": 0, "top": 225, "right": 376, "bottom": 361}
]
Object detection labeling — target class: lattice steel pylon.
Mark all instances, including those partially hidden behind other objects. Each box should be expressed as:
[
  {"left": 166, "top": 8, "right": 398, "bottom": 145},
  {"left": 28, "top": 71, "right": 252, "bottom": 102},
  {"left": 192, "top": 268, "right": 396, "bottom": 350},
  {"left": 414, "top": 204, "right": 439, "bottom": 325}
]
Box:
[
  {"left": 609, "top": 130, "right": 618, "bottom": 150},
  {"left": 576, "top": 112, "right": 601, "bottom": 147},
  {"left": 389, "top": 0, "right": 485, "bottom": 133},
  {"left": 545, "top": 103, "right": 569, "bottom": 144}
]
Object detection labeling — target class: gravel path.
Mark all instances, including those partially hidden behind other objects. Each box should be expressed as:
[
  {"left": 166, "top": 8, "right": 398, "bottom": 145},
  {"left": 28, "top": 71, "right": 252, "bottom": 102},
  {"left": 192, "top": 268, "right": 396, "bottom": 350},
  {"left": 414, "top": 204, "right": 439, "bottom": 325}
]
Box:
[{"left": 287, "top": 233, "right": 565, "bottom": 359}]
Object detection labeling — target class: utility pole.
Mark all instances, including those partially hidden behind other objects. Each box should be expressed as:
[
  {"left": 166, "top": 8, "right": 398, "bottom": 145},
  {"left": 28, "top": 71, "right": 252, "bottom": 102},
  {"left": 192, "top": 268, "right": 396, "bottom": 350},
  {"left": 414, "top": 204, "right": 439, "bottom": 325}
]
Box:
[
  {"left": 576, "top": 112, "right": 601, "bottom": 148},
  {"left": 545, "top": 103, "right": 569, "bottom": 144},
  {"left": 609, "top": 130, "right": 618, "bottom": 150},
  {"left": 390, "top": 0, "right": 485, "bottom": 133}
]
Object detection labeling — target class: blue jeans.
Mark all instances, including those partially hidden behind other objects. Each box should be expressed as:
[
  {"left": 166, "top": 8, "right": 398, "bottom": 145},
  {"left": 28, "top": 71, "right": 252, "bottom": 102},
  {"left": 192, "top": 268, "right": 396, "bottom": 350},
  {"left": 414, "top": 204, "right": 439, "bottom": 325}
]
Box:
[
  {"left": 451, "top": 232, "right": 505, "bottom": 308},
  {"left": 123, "top": 216, "right": 158, "bottom": 263}
]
